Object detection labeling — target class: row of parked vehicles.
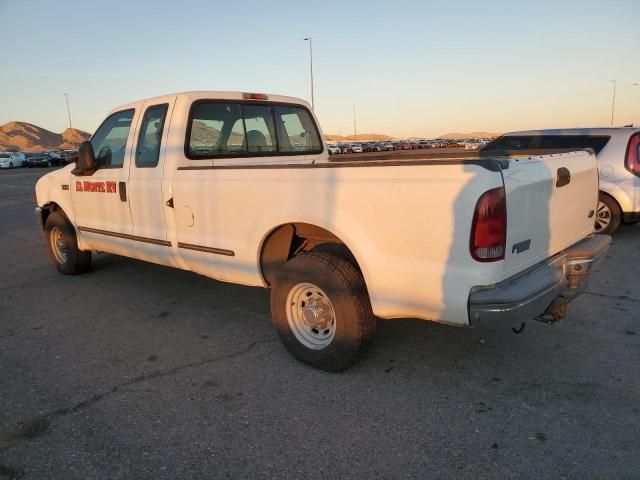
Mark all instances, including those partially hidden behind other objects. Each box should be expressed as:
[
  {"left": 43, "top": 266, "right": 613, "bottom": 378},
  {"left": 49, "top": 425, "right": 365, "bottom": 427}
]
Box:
[
  {"left": 0, "top": 150, "right": 78, "bottom": 169},
  {"left": 327, "top": 139, "right": 491, "bottom": 154}
]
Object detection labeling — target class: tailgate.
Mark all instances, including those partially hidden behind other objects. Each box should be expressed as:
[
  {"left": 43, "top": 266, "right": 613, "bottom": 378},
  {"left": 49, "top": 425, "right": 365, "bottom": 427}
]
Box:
[{"left": 501, "top": 150, "right": 598, "bottom": 278}]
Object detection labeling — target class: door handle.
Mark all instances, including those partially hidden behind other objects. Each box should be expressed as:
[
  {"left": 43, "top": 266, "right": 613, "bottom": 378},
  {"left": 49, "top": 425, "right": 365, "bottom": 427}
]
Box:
[
  {"left": 118, "top": 182, "right": 127, "bottom": 202},
  {"left": 556, "top": 167, "right": 571, "bottom": 188}
]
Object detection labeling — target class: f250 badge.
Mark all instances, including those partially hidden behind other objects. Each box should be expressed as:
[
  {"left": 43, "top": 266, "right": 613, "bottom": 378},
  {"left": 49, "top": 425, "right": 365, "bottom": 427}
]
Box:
[{"left": 75, "top": 181, "right": 117, "bottom": 193}]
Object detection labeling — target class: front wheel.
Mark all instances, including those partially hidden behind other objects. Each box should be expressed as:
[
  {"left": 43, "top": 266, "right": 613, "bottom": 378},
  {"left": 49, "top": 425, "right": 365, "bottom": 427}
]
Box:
[
  {"left": 271, "top": 252, "right": 376, "bottom": 372},
  {"left": 595, "top": 193, "right": 621, "bottom": 235},
  {"left": 44, "top": 211, "right": 91, "bottom": 274}
]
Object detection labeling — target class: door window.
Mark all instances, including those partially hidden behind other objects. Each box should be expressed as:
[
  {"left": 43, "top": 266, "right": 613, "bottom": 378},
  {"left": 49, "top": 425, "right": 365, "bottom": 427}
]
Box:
[
  {"left": 91, "top": 109, "right": 134, "bottom": 168},
  {"left": 136, "top": 104, "right": 168, "bottom": 168}
]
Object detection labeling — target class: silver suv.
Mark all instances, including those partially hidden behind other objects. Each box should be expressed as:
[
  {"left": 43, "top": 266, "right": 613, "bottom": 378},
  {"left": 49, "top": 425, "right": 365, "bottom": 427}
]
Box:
[{"left": 481, "top": 127, "right": 640, "bottom": 234}]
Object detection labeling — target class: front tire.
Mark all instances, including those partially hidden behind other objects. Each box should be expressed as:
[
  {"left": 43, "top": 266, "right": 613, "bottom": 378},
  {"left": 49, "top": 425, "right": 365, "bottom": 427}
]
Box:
[
  {"left": 595, "top": 193, "right": 621, "bottom": 235},
  {"left": 44, "top": 211, "right": 91, "bottom": 274},
  {"left": 271, "top": 252, "right": 375, "bottom": 372}
]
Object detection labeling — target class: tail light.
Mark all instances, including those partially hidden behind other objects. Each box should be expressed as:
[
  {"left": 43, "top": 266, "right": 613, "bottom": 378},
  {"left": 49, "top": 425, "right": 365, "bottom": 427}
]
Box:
[
  {"left": 470, "top": 187, "right": 506, "bottom": 262},
  {"left": 625, "top": 132, "right": 640, "bottom": 177}
]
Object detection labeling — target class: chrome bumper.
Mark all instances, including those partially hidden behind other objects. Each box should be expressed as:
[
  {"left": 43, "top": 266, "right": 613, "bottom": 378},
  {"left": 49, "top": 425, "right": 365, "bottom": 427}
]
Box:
[{"left": 468, "top": 235, "right": 611, "bottom": 329}]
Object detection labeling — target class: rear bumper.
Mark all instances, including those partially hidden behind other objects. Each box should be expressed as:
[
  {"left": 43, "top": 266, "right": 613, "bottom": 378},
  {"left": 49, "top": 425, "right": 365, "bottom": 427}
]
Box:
[{"left": 468, "top": 235, "right": 611, "bottom": 329}]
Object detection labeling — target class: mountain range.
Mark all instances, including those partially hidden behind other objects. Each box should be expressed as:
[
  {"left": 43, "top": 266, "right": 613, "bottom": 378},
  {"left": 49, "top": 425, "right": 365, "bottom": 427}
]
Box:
[{"left": 0, "top": 122, "right": 90, "bottom": 152}]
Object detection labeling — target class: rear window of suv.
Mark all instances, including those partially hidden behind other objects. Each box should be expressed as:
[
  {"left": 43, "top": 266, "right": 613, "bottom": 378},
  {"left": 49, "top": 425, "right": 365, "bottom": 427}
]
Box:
[{"left": 483, "top": 135, "right": 611, "bottom": 154}]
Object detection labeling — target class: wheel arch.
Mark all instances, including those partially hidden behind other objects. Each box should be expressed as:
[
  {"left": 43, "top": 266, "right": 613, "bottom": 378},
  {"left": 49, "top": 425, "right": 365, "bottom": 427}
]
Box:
[
  {"left": 40, "top": 202, "right": 68, "bottom": 229},
  {"left": 598, "top": 189, "right": 624, "bottom": 218},
  {"left": 258, "top": 222, "right": 367, "bottom": 288}
]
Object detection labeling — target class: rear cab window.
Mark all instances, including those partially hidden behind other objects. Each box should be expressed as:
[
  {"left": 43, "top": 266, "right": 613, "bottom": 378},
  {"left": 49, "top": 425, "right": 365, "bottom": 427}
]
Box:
[{"left": 186, "top": 101, "right": 323, "bottom": 159}]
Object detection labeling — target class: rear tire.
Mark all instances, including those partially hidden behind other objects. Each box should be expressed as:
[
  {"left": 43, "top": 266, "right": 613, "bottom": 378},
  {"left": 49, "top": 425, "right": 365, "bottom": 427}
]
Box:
[
  {"left": 271, "top": 252, "right": 375, "bottom": 372},
  {"left": 44, "top": 211, "right": 91, "bottom": 275},
  {"left": 594, "top": 192, "right": 621, "bottom": 235}
]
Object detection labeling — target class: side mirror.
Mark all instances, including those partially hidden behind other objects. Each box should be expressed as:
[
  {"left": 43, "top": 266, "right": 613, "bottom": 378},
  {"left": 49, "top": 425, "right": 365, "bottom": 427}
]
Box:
[{"left": 77, "top": 141, "right": 96, "bottom": 172}]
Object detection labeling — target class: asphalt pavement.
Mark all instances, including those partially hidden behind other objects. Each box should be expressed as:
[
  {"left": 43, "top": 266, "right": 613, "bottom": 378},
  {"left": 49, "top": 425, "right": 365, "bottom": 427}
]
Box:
[{"left": 0, "top": 166, "right": 638, "bottom": 479}]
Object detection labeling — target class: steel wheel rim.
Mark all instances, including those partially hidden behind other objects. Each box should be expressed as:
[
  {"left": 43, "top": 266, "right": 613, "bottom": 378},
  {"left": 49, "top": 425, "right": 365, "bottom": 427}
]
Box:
[
  {"left": 595, "top": 201, "right": 611, "bottom": 232},
  {"left": 285, "top": 282, "right": 336, "bottom": 350},
  {"left": 50, "top": 226, "right": 68, "bottom": 264}
]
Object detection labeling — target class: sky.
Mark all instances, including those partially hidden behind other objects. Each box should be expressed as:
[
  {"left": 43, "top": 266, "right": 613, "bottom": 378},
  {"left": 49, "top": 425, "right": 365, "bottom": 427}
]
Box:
[{"left": 0, "top": 0, "right": 639, "bottom": 138}]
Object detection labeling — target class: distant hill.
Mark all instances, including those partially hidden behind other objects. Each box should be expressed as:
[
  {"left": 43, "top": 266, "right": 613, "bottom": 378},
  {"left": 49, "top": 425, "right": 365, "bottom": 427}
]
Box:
[
  {"left": 438, "top": 132, "right": 500, "bottom": 139},
  {"left": 0, "top": 122, "right": 90, "bottom": 152}
]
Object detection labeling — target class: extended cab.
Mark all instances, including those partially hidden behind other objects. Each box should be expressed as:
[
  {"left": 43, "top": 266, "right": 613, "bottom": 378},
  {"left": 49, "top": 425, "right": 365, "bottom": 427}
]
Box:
[{"left": 35, "top": 91, "right": 611, "bottom": 371}]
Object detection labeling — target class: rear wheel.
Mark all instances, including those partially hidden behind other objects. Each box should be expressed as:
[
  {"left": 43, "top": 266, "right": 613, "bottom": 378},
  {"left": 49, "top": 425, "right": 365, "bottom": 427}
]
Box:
[
  {"left": 594, "top": 192, "right": 621, "bottom": 234},
  {"left": 271, "top": 252, "right": 375, "bottom": 372},
  {"left": 44, "top": 211, "right": 91, "bottom": 274}
]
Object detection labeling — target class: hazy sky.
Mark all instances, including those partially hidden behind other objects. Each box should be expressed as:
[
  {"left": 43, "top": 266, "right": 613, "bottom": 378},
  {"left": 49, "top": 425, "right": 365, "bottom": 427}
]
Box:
[{"left": 1, "top": 0, "right": 638, "bottom": 137}]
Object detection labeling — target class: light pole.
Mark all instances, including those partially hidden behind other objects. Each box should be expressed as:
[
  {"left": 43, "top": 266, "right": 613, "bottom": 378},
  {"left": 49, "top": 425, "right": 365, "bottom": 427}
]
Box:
[
  {"left": 303, "top": 37, "right": 315, "bottom": 110},
  {"left": 609, "top": 80, "right": 617, "bottom": 127},
  {"left": 64, "top": 93, "right": 75, "bottom": 149},
  {"left": 353, "top": 105, "right": 357, "bottom": 138}
]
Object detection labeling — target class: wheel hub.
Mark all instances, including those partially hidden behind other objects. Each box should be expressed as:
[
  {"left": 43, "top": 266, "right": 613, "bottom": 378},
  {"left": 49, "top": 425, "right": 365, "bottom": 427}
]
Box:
[
  {"left": 285, "top": 283, "right": 337, "bottom": 350},
  {"left": 301, "top": 297, "right": 332, "bottom": 330},
  {"left": 595, "top": 201, "right": 611, "bottom": 231}
]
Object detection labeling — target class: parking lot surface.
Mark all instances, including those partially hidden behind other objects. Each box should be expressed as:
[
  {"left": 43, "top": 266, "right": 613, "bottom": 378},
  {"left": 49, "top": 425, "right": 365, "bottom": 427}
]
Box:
[{"left": 1, "top": 167, "right": 639, "bottom": 479}]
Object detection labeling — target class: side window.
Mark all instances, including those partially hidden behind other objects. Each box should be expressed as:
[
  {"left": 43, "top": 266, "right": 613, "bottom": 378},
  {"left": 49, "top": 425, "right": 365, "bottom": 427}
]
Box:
[
  {"left": 91, "top": 109, "right": 134, "bottom": 168},
  {"left": 538, "top": 135, "right": 583, "bottom": 150},
  {"left": 188, "top": 103, "right": 243, "bottom": 156},
  {"left": 136, "top": 104, "right": 168, "bottom": 168},
  {"left": 242, "top": 105, "right": 276, "bottom": 153},
  {"left": 273, "top": 106, "right": 322, "bottom": 153},
  {"left": 484, "top": 136, "right": 536, "bottom": 151},
  {"left": 537, "top": 136, "right": 610, "bottom": 154}
]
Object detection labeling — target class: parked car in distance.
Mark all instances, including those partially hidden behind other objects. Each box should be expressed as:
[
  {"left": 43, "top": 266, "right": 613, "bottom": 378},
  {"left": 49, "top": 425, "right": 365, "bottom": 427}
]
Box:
[
  {"left": 464, "top": 139, "right": 483, "bottom": 151},
  {"left": 46, "top": 151, "right": 68, "bottom": 167},
  {"left": 338, "top": 143, "right": 353, "bottom": 154},
  {"left": 0, "top": 151, "right": 25, "bottom": 168},
  {"left": 24, "top": 152, "right": 51, "bottom": 168},
  {"left": 327, "top": 144, "right": 341, "bottom": 155},
  {"left": 350, "top": 143, "right": 364, "bottom": 153},
  {"left": 382, "top": 143, "right": 395, "bottom": 151},
  {"left": 481, "top": 127, "right": 640, "bottom": 234}
]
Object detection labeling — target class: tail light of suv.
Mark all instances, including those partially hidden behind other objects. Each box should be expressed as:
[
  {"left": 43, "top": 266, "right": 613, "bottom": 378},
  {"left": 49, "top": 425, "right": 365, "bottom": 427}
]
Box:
[
  {"left": 625, "top": 132, "right": 640, "bottom": 177},
  {"left": 470, "top": 187, "right": 507, "bottom": 262}
]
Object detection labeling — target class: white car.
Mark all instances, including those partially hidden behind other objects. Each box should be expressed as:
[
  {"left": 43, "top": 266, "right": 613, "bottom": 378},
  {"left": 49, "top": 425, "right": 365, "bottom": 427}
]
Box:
[
  {"left": 482, "top": 128, "right": 640, "bottom": 234},
  {"left": 34, "top": 91, "right": 610, "bottom": 371},
  {"left": 350, "top": 143, "right": 363, "bottom": 153},
  {"left": 0, "top": 152, "right": 25, "bottom": 168},
  {"left": 327, "top": 144, "right": 341, "bottom": 154},
  {"left": 464, "top": 139, "right": 483, "bottom": 151}
]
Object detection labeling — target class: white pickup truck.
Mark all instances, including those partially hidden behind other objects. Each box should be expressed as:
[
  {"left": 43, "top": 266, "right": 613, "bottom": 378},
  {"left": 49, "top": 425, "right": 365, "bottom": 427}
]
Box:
[{"left": 35, "top": 91, "right": 611, "bottom": 371}]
